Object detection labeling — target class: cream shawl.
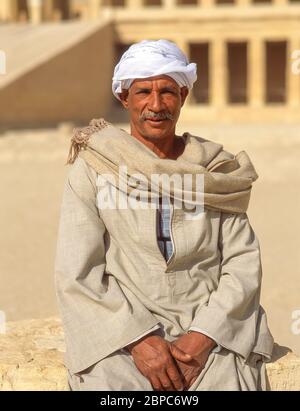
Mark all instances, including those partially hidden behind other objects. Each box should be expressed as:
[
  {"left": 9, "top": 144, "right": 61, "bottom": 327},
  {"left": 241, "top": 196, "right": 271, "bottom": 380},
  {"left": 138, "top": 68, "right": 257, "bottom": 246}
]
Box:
[{"left": 66, "top": 118, "right": 258, "bottom": 214}]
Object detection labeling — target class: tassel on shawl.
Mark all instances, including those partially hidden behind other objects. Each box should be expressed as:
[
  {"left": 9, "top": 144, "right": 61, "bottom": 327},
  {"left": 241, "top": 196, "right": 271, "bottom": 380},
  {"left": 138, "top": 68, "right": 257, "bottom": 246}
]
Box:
[{"left": 66, "top": 118, "right": 108, "bottom": 165}]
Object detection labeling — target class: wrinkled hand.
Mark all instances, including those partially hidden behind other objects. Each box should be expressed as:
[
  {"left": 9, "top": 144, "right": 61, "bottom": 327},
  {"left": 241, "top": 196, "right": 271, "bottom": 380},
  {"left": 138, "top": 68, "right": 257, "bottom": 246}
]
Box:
[
  {"left": 171, "top": 332, "right": 217, "bottom": 390},
  {"left": 126, "top": 334, "right": 192, "bottom": 391}
]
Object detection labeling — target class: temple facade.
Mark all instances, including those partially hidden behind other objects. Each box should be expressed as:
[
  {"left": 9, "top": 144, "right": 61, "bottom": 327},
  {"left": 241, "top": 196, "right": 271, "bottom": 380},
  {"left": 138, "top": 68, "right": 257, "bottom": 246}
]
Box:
[{"left": 1, "top": 0, "right": 300, "bottom": 123}]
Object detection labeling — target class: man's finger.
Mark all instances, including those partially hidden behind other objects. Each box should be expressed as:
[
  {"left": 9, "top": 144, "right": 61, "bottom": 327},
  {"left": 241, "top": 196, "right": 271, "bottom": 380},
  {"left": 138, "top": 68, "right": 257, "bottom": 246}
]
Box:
[
  {"left": 169, "top": 343, "right": 192, "bottom": 363},
  {"left": 166, "top": 365, "right": 184, "bottom": 391},
  {"left": 151, "top": 375, "right": 163, "bottom": 391},
  {"left": 158, "top": 371, "right": 175, "bottom": 391}
]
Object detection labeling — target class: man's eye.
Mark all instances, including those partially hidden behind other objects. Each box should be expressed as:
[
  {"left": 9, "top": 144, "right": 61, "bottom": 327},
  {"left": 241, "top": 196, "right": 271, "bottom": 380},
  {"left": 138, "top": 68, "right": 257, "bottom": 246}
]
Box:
[
  {"left": 136, "top": 90, "right": 150, "bottom": 94},
  {"left": 162, "top": 90, "right": 176, "bottom": 95}
]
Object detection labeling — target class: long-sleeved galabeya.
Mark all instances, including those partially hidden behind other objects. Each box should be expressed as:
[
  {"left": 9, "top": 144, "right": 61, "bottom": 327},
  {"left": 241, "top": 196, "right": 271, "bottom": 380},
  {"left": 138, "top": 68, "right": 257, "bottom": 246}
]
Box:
[{"left": 55, "top": 119, "right": 274, "bottom": 391}]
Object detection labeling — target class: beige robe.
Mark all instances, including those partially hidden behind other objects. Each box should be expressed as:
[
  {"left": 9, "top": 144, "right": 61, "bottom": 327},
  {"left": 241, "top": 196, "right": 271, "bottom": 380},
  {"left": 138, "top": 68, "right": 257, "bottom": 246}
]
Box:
[
  {"left": 67, "top": 347, "right": 267, "bottom": 391},
  {"left": 55, "top": 133, "right": 274, "bottom": 390}
]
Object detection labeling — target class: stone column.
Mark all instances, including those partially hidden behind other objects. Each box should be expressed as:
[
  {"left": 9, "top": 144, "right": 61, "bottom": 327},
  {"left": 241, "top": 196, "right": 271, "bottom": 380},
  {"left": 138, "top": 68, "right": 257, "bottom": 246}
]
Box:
[
  {"left": 0, "top": 0, "right": 8, "bottom": 21},
  {"left": 1, "top": 0, "right": 18, "bottom": 22},
  {"left": 126, "top": 0, "right": 144, "bottom": 8},
  {"left": 201, "top": 0, "right": 215, "bottom": 7},
  {"left": 288, "top": 38, "right": 300, "bottom": 107},
  {"left": 28, "top": 0, "right": 43, "bottom": 23},
  {"left": 176, "top": 39, "right": 189, "bottom": 56},
  {"left": 273, "top": 0, "right": 288, "bottom": 5},
  {"left": 249, "top": 37, "right": 264, "bottom": 107},
  {"left": 211, "top": 38, "right": 227, "bottom": 107},
  {"left": 43, "top": 0, "right": 53, "bottom": 21},
  {"left": 88, "top": 0, "right": 101, "bottom": 19},
  {"left": 236, "top": 0, "right": 252, "bottom": 6},
  {"left": 162, "top": 0, "right": 176, "bottom": 8}
]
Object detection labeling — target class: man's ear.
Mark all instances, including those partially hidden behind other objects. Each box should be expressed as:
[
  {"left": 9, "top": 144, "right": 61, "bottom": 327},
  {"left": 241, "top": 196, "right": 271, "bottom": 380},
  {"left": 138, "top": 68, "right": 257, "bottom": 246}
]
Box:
[
  {"left": 119, "top": 89, "right": 129, "bottom": 109},
  {"left": 180, "top": 87, "right": 189, "bottom": 107}
]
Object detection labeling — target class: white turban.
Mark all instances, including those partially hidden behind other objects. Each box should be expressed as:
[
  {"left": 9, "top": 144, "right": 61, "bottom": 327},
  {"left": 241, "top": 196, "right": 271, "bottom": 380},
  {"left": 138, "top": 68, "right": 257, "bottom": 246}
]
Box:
[{"left": 112, "top": 39, "right": 197, "bottom": 100}]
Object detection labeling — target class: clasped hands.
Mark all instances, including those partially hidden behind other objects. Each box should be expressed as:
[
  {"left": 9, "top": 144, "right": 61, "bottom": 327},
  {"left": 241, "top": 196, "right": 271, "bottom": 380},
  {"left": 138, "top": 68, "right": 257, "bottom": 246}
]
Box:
[{"left": 126, "top": 331, "right": 216, "bottom": 391}]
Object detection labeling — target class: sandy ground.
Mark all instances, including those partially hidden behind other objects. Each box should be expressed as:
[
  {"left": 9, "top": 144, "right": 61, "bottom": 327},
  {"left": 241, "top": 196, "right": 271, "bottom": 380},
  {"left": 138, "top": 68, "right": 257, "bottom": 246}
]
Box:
[{"left": 0, "top": 122, "right": 299, "bottom": 356}]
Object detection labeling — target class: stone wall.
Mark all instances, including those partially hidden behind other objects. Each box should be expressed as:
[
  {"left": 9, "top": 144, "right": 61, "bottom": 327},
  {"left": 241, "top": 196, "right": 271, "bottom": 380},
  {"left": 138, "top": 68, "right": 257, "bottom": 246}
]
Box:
[
  {"left": 0, "top": 317, "right": 299, "bottom": 391},
  {"left": 0, "top": 318, "right": 67, "bottom": 390},
  {"left": 0, "top": 21, "right": 114, "bottom": 128}
]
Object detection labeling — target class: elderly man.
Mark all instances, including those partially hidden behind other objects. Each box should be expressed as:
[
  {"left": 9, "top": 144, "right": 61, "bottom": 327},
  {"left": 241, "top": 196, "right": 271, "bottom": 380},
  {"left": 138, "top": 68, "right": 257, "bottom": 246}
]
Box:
[{"left": 55, "top": 40, "right": 274, "bottom": 391}]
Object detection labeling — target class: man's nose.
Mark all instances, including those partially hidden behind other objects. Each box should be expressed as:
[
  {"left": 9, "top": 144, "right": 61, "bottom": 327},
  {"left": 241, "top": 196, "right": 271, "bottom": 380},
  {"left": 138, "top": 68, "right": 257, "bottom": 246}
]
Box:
[{"left": 147, "top": 91, "right": 164, "bottom": 112}]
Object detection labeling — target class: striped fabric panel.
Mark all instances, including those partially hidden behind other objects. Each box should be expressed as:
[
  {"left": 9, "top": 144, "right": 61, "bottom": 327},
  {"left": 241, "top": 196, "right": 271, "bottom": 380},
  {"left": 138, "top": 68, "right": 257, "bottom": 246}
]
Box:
[{"left": 156, "top": 196, "right": 174, "bottom": 262}]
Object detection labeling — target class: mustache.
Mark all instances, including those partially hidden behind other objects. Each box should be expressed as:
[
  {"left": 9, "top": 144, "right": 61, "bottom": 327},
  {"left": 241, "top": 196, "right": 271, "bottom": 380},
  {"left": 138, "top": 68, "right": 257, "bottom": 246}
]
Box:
[{"left": 140, "top": 111, "right": 174, "bottom": 121}]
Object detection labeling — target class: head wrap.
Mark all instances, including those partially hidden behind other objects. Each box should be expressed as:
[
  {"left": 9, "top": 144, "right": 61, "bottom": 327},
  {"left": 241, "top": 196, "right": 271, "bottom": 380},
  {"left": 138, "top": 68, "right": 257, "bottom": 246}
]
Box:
[{"left": 112, "top": 39, "right": 197, "bottom": 100}]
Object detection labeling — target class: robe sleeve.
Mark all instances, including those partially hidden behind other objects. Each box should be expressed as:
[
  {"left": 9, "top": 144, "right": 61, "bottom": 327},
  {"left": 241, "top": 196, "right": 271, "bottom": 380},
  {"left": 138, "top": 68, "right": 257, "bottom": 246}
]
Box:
[
  {"left": 189, "top": 212, "right": 270, "bottom": 360},
  {"left": 54, "top": 157, "right": 159, "bottom": 374}
]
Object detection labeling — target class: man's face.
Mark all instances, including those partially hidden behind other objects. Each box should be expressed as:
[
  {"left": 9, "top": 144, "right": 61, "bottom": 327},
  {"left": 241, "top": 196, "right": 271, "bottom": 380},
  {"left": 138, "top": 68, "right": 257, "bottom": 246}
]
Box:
[{"left": 119, "top": 75, "right": 188, "bottom": 142}]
